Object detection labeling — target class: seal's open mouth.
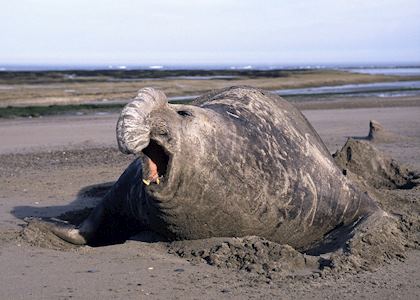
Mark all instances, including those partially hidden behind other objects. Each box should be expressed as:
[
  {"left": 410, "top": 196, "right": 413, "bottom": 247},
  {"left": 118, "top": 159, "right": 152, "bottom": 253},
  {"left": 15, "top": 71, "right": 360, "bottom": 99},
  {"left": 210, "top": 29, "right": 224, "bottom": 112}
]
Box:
[{"left": 142, "top": 139, "right": 170, "bottom": 185}]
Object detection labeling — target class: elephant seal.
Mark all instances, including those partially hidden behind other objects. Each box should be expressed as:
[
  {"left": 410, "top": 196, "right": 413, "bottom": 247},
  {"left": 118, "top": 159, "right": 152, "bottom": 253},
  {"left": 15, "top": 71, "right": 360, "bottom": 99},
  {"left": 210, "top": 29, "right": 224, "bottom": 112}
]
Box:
[{"left": 47, "top": 86, "right": 380, "bottom": 250}]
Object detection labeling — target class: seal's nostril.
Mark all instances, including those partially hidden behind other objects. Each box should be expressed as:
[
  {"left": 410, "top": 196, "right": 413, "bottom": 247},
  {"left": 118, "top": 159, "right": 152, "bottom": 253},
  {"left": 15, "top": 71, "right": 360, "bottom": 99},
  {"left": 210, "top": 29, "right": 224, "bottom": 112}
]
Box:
[{"left": 177, "top": 110, "right": 192, "bottom": 117}]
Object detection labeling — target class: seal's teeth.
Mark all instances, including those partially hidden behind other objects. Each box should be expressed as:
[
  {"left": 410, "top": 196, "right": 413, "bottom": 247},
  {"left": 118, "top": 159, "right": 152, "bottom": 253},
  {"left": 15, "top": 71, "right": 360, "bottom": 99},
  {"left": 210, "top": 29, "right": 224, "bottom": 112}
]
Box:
[
  {"left": 156, "top": 177, "right": 160, "bottom": 185},
  {"left": 142, "top": 179, "right": 151, "bottom": 186}
]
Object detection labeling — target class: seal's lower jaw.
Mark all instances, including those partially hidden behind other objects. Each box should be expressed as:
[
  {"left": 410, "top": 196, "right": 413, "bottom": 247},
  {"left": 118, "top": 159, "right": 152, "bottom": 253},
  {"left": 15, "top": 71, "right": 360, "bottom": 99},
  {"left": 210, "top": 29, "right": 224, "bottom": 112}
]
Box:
[{"left": 141, "top": 138, "right": 173, "bottom": 192}]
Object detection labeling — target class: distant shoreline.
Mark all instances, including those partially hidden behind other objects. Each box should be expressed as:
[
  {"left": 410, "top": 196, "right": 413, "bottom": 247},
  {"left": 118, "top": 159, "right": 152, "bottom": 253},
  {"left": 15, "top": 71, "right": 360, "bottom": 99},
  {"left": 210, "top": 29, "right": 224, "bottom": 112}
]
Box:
[
  {"left": 1, "top": 94, "right": 419, "bottom": 119},
  {"left": 1, "top": 68, "right": 420, "bottom": 118}
]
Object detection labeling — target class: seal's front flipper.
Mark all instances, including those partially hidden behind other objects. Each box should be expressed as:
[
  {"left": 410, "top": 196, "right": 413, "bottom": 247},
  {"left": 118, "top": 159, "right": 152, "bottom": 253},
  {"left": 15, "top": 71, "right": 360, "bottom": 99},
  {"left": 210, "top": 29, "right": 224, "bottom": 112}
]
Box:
[{"left": 25, "top": 217, "right": 89, "bottom": 245}]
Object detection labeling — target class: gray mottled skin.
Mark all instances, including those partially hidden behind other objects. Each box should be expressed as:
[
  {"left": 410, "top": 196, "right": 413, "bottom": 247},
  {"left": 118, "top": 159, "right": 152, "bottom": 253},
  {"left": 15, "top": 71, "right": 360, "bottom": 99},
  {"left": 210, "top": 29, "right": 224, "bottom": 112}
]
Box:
[{"left": 49, "top": 86, "right": 379, "bottom": 250}]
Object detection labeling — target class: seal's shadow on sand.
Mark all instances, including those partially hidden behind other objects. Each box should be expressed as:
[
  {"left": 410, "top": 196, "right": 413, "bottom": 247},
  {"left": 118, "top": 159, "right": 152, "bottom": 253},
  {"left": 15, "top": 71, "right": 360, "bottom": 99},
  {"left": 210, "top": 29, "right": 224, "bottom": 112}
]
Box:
[
  {"left": 12, "top": 181, "right": 166, "bottom": 246},
  {"left": 11, "top": 181, "right": 113, "bottom": 221}
]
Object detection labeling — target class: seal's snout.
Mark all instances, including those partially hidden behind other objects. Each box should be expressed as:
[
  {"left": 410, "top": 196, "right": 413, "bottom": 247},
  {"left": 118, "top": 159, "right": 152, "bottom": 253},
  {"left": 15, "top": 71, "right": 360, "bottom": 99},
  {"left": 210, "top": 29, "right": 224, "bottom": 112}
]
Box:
[{"left": 116, "top": 87, "right": 168, "bottom": 154}]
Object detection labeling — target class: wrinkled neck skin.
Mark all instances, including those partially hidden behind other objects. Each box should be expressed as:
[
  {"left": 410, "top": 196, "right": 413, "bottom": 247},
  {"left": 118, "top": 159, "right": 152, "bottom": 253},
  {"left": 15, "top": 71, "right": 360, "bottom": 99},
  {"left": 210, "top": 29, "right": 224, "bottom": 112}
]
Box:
[{"left": 125, "top": 87, "right": 379, "bottom": 250}]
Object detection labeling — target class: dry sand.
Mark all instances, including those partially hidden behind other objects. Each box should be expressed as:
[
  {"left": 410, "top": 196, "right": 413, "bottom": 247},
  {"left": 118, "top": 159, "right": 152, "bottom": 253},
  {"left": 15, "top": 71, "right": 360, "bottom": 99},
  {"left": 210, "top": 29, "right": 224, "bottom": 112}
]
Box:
[{"left": 0, "top": 102, "right": 419, "bottom": 299}]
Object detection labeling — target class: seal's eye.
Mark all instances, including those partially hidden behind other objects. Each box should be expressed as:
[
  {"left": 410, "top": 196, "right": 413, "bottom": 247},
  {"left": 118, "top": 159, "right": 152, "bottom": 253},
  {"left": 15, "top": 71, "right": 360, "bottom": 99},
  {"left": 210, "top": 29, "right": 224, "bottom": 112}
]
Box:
[{"left": 177, "top": 110, "right": 193, "bottom": 117}]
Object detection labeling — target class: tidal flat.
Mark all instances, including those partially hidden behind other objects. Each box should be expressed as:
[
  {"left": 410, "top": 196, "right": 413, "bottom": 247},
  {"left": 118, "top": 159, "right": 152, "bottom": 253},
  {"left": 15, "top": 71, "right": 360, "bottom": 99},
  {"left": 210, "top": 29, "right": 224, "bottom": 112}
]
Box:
[{"left": 1, "top": 68, "right": 420, "bottom": 117}]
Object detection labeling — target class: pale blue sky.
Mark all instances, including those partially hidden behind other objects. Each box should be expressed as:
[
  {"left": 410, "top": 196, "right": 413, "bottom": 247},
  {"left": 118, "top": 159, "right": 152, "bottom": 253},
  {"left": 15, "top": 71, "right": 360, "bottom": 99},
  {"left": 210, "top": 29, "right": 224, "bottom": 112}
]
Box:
[{"left": 1, "top": 0, "right": 420, "bottom": 65}]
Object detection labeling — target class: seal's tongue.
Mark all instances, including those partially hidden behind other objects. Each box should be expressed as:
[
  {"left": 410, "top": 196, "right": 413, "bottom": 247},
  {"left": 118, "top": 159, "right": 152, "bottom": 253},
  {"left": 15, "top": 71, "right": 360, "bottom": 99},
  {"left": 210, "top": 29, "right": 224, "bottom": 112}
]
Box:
[{"left": 145, "top": 158, "right": 159, "bottom": 184}]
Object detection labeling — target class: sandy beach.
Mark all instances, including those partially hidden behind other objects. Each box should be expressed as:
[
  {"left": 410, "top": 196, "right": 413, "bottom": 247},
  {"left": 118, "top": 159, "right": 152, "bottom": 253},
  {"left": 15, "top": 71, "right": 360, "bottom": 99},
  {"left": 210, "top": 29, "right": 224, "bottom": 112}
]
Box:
[{"left": 0, "top": 69, "right": 419, "bottom": 299}]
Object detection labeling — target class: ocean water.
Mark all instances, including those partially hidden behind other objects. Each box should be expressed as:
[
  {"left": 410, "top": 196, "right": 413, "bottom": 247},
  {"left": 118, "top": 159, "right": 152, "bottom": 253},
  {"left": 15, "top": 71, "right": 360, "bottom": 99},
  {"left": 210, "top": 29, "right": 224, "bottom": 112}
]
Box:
[
  {"left": 343, "top": 67, "right": 420, "bottom": 76},
  {"left": 168, "top": 81, "right": 420, "bottom": 102},
  {"left": 274, "top": 80, "right": 420, "bottom": 97},
  {"left": 0, "top": 64, "right": 287, "bottom": 71},
  {"left": 1, "top": 63, "right": 418, "bottom": 72}
]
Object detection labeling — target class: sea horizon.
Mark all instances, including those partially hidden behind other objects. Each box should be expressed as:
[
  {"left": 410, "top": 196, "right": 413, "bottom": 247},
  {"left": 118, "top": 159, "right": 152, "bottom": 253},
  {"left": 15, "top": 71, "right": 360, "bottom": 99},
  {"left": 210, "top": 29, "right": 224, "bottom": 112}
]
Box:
[{"left": 1, "top": 62, "right": 420, "bottom": 72}]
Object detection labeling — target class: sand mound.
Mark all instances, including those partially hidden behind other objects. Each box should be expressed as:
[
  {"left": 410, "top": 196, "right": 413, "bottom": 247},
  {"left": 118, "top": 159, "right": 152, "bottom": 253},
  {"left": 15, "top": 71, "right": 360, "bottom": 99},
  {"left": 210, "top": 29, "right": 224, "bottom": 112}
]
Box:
[
  {"left": 165, "top": 210, "right": 408, "bottom": 277},
  {"left": 331, "top": 138, "right": 420, "bottom": 272},
  {"left": 168, "top": 236, "right": 320, "bottom": 277},
  {"left": 326, "top": 211, "right": 407, "bottom": 274},
  {"left": 333, "top": 138, "right": 418, "bottom": 190},
  {"left": 366, "top": 120, "right": 399, "bottom": 143}
]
